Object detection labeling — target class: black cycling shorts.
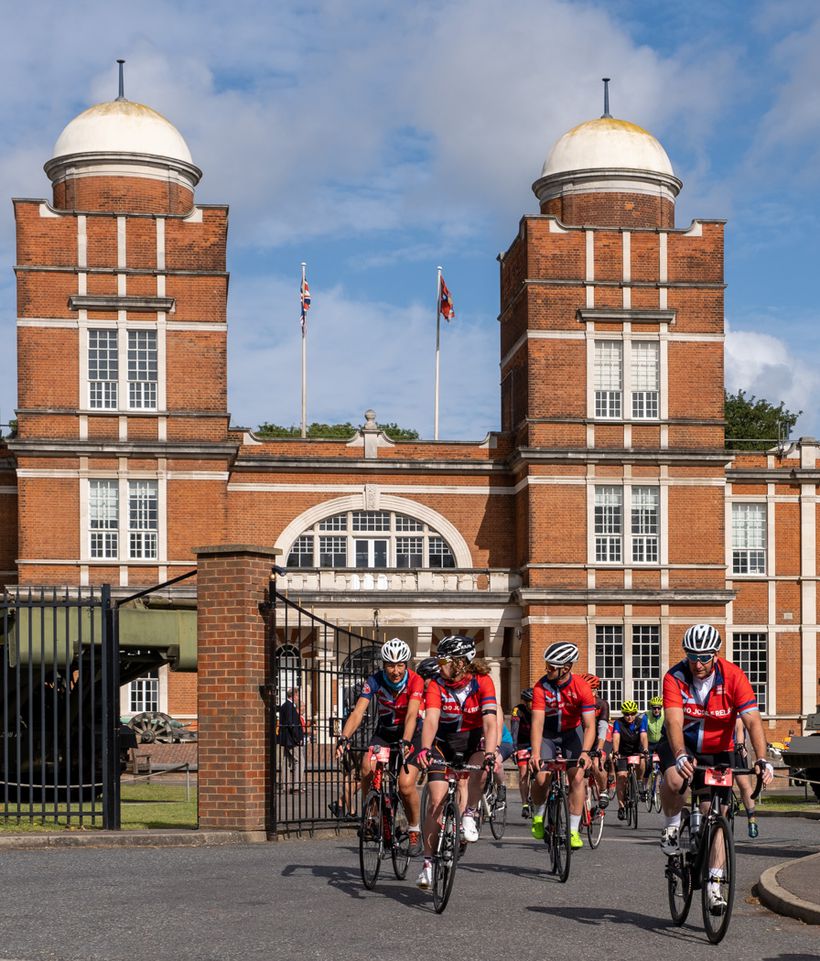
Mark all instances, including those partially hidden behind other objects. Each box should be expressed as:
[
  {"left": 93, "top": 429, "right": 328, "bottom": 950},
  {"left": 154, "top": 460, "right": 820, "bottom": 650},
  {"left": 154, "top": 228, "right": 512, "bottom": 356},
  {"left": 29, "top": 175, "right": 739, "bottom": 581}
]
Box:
[
  {"left": 427, "top": 729, "right": 484, "bottom": 782},
  {"left": 538, "top": 726, "right": 584, "bottom": 761}
]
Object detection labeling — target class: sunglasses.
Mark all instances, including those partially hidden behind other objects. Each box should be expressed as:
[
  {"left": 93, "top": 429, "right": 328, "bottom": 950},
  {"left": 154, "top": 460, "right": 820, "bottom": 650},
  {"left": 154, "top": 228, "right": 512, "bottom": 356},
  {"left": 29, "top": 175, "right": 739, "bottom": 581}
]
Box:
[
  {"left": 623, "top": 712, "right": 637, "bottom": 718},
  {"left": 686, "top": 653, "right": 714, "bottom": 664},
  {"left": 436, "top": 656, "right": 452, "bottom": 665},
  {"left": 651, "top": 706, "right": 663, "bottom": 711}
]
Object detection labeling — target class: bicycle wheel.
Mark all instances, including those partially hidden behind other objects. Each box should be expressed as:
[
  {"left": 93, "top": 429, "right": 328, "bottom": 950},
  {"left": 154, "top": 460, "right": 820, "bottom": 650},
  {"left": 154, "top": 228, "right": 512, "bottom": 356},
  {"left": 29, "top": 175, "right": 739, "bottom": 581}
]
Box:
[
  {"left": 586, "top": 784, "right": 605, "bottom": 848},
  {"left": 432, "top": 799, "right": 460, "bottom": 914},
  {"left": 490, "top": 780, "right": 507, "bottom": 840},
  {"left": 391, "top": 793, "right": 411, "bottom": 880},
  {"left": 645, "top": 773, "right": 655, "bottom": 812},
  {"left": 550, "top": 788, "right": 572, "bottom": 883},
  {"left": 666, "top": 810, "right": 693, "bottom": 925},
  {"left": 628, "top": 771, "right": 639, "bottom": 830},
  {"left": 701, "top": 814, "right": 736, "bottom": 944},
  {"left": 358, "top": 790, "right": 382, "bottom": 890}
]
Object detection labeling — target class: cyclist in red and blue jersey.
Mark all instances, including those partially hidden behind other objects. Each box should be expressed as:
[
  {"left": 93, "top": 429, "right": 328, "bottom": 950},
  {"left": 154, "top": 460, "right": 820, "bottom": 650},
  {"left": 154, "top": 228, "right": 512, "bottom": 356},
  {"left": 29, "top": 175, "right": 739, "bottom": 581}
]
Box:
[
  {"left": 657, "top": 624, "right": 773, "bottom": 914},
  {"left": 612, "top": 700, "right": 649, "bottom": 820},
  {"left": 336, "top": 638, "right": 424, "bottom": 853},
  {"left": 528, "top": 642, "right": 596, "bottom": 850},
  {"left": 415, "top": 634, "right": 498, "bottom": 890}
]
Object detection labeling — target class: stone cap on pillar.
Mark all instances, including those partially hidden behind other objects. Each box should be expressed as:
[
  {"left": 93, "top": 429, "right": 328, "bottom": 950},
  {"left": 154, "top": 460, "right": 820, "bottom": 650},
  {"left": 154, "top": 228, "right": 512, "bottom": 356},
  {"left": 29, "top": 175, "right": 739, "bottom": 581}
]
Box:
[{"left": 194, "top": 544, "right": 282, "bottom": 558}]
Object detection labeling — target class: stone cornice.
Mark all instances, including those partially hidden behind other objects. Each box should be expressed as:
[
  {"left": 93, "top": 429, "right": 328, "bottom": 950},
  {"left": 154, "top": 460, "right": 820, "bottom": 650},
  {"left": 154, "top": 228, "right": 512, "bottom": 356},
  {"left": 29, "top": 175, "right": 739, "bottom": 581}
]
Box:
[
  {"left": 8, "top": 439, "right": 238, "bottom": 458},
  {"left": 510, "top": 448, "right": 732, "bottom": 469},
  {"left": 231, "top": 456, "right": 510, "bottom": 475},
  {"left": 68, "top": 295, "right": 175, "bottom": 313},
  {"left": 517, "top": 588, "right": 736, "bottom": 605},
  {"left": 577, "top": 308, "right": 676, "bottom": 325}
]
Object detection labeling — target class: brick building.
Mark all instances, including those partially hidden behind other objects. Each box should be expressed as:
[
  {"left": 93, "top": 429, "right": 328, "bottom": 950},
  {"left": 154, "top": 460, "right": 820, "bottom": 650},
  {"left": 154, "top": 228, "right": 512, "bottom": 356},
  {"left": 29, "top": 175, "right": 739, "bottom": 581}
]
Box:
[{"left": 1, "top": 90, "right": 817, "bottom": 738}]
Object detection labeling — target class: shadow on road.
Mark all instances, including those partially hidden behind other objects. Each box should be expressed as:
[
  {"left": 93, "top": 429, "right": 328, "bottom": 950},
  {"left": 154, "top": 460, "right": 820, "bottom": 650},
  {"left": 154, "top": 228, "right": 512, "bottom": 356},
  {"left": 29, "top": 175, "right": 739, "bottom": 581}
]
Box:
[
  {"left": 526, "top": 903, "right": 705, "bottom": 942},
  {"left": 281, "top": 861, "right": 431, "bottom": 912}
]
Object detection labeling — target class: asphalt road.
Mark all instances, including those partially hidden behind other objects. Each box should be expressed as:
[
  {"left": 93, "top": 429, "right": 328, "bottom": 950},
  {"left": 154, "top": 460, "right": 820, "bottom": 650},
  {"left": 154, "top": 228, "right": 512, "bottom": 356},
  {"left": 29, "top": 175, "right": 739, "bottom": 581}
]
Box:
[{"left": 0, "top": 809, "right": 818, "bottom": 961}]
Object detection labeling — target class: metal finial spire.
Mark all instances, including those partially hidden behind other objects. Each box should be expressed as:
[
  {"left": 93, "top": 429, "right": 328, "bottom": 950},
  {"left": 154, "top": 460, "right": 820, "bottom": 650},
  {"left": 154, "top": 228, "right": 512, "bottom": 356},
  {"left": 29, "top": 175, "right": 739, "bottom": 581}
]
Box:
[
  {"left": 602, "top": 77, "right": 611, "bottom": 118},
  {"left": 116, "top": 60, "right": 126, "bottom": 101}
]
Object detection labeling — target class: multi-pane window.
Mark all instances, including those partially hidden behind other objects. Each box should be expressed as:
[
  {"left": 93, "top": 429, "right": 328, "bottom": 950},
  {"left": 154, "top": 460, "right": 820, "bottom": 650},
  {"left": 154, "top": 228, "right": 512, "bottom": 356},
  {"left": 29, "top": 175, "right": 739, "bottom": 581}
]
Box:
[
  {"left": 128, "top": 330, "right": 158, "bottom": 409},
  {"left": 631, "top": 487, "right": 659, "bottom": 563},
  {"left": 88, "top": 329, "right": 118, "bottom": 409},
  {"left": 128, "top": 480, "right": 158, "bottom": 560},
  {"left": 733, "top": 632, "right": 768, "bottom": 714},
  {"left": 595, "top": 486, "right": 622, "bottom": 562},
  {"left": 287, "top": 511, "right": 456, "bottom": 569},
  {"left": 595, "top": 625, "right": 624, "bottom": 706},
  {"left": 631, "top": 341, "right": 659, "bottom": 419},
  {"left": 428, "top": 536, "right": 456, "bottom": 568},
  {"left": 396, "top": 537, "right": 424, "bottom": 568},
  {"left": 594, "top": 341, "right": 623, "bottom": 418},
  {"left": 129, "top": 670, "right": 159, "bottom": 713},
  {"left": 352, "top": 511, "right": 390, "bottom": 532},
  {"left": 287, "top": 534, "right": 314, "bottom": 567},
  {"left": 319, "top": 536, "right": 346, "bottom": 567},
  {"left": 631, "top": 625, "right": 661, "bottom": 709},
  {"left": 732, "top": 503, "right": 766, "bottom": 574},
  {"left": 89, "top": 480, "right": 118, "bottom": 559}
]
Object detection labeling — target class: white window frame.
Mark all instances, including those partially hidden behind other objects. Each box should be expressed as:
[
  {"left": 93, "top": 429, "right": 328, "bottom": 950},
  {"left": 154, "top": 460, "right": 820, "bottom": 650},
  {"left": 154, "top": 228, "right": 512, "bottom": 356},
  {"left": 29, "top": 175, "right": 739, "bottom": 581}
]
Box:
[
  {"left": 732, "top": 632, "right": 768, "bottom": 715},
  {"left": 594, "top": 341, "right": 623, "bottom": 419},
  {"left": 82, "top": 322, "right": 165, "bottom": 414},
  {"left": 127, "top": 329, "right": 158, "bottom": 410},
  {"left": 594, "top": 486, "right": 623, "bottom": 563},
  {"left": 590, "top": 335, "right": 663, "bottom": 423},
  {"left": 594, "top": 623, "right": 661, "bottom": 712},
  {"left": 88, "top": 328, "right": 119, "bottom": 410},
  {"left": 631, "top": 341, "right": 659, "bottom": 420},
  {"left": 286, "top": 510, "right": 457, "bottom": 569},
  {"left": 129, "top": 670, "right": 159, "bottom": 713},
  {"left": 89, "top": 479, "right": 119, "bottom": 559},
  {"left": 732, "top": 503, "right": 766, "bottom": 575},
  {"left": 128, "top": 480, "right": 159, "bottom": 560},
  {"left": 82, "top": 476, "right": 165, "bottom": 566},
  {"left": 631, "top": 486, "right": 659, "bottom": 564},
  {"left": 592, "top": 484, "right": 662, "bottom": 566}
]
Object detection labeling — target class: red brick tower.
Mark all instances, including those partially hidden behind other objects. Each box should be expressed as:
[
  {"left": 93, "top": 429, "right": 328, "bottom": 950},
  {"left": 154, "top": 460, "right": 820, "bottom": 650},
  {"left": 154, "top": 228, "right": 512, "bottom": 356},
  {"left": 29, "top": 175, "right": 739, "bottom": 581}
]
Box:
[
  {"left": 12, "top": 78, "right": 232, "bottom": 589},
  {"left": 500, "top": 100, "right": 730, "bottom": 698}
]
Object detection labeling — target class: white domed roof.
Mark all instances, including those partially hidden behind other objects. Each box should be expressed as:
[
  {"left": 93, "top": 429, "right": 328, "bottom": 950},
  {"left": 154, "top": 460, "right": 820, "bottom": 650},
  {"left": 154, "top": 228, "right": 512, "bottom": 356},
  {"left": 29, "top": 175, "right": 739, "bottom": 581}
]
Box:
[
  {"left": 51, "top": 99, "right": 193, "bottom": 164},
  {"left": 541, "top": 117, "right": 674, "bottom": 178}
]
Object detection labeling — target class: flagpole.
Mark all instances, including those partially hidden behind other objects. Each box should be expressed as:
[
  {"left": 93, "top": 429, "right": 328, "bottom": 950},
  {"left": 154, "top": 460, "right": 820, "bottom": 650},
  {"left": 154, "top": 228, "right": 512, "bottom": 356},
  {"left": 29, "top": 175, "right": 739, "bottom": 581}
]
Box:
[
  {"left": 301, "top": 261, "right": 307, "bottom": 438},
  {"left": 434, "top": 265, "right": 442, "bottom": 441}
]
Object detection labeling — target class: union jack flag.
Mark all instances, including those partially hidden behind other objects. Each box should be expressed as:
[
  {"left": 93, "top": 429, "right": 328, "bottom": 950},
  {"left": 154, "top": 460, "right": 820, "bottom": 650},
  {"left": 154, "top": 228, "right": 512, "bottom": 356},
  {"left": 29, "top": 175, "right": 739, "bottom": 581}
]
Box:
[
  {"left": 439, "top": 276, "right": 455, "bottom": 321},
  {"left": 300, "top": 276, "right": 311, "bottom": 333}
]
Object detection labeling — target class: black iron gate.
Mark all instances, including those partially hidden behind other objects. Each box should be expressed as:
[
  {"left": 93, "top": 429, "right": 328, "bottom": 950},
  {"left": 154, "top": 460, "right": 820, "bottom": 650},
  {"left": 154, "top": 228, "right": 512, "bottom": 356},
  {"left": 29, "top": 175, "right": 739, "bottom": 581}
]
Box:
[
  {"left": 268, "top": 588, "right": 381, "bottom": 833},
  {"left": 0, "top": 586, "right": 121, "bottom": 828}
]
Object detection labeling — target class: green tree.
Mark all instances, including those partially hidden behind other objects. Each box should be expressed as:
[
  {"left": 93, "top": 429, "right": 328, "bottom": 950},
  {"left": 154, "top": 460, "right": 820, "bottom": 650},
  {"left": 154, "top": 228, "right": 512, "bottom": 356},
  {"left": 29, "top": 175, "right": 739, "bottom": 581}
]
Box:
[
  {"left": 724, "top": 390, "right": 801, "bottom": 450},
  {"left": 256, "top": 421, "right": 418, "bottom": 440}
]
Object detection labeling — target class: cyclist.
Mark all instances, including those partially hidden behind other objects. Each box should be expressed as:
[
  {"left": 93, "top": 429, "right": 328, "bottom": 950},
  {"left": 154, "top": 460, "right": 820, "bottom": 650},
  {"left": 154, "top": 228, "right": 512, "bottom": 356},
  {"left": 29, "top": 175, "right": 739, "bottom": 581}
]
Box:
[
  {"left": 510, "top": 688, "right": 534, "bottom": 816},
  {"left": 414, "top": 634, "right": 498, "bottom": 890},
  {"left": 582, "top": 673, "right": 611, "bottom": 808},
  {"left": 336, "top": 638, "right": 424, "bottom": 854},
  {"left": 528, "top": 642, "right": 596, "bottom": 850},
  {"left": 657, "top": 624, "right": 774, "bottom": 914},
  {"left": 611, "top": 700, "right": 649, "bottom": 818},
  {"left": 643, "top": 694, "right": 665, "bottom": 797},
  {"left": 733, "top": 716, "right": 760, "bottom": 838}
]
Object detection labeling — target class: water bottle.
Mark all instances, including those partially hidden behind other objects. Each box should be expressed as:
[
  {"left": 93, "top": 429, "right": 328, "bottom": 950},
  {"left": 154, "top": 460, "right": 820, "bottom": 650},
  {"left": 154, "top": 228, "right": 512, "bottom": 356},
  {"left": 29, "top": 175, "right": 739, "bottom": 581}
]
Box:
[{"left": 689, "top": 810, "right": 702, "bottom": 850}]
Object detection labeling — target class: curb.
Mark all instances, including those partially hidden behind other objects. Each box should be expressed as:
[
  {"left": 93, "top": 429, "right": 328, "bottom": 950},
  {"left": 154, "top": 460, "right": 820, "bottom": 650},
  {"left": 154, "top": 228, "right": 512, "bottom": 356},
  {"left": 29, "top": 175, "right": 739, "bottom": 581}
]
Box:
[
  {"left": 0, "top": 830, "right": 268, "bottom": 850},
  {"left": 755, "top": 810, "right": 820, "bottom": 820},
  {"left": 757, "top": 852, "right": 820, "bottom": 925}
]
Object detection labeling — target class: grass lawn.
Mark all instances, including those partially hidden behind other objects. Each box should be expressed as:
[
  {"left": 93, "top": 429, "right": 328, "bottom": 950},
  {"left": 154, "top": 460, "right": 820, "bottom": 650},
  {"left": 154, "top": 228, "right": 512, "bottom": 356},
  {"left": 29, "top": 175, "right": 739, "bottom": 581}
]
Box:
[
  {"left": 0, "top": 783, "right": 197, "bottom": 832},
  {"left": 757, "top": 792, "right": 820, "bottom": 814}
]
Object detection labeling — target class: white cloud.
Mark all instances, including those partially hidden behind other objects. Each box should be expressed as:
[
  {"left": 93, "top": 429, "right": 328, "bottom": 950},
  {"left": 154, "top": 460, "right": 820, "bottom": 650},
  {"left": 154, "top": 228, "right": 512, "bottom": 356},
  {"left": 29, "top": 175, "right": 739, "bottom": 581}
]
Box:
[{"left": 725, "top": 325, "right": 818, "bottom": 437}]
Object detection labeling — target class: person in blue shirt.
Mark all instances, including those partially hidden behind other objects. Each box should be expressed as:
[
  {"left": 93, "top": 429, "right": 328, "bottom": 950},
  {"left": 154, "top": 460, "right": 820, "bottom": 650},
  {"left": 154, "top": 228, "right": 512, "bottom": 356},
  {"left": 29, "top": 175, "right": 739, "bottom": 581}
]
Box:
[{"left": 612, "top": 700, "right": 649, "bottom": 821}]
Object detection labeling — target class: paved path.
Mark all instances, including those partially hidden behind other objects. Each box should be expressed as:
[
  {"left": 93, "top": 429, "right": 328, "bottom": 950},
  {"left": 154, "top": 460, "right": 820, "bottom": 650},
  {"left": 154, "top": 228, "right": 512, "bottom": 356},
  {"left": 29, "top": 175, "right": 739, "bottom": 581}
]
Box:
[{"left": 0, "top": 809, "right": 817, "bottom": 961}]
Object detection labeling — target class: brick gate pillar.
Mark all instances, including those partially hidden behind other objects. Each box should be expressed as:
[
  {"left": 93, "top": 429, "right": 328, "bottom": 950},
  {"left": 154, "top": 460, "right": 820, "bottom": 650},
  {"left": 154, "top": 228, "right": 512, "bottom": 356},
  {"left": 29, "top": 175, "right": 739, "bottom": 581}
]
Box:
[{"left": 194, "top": 544, "right": 280, "bottom": 834}]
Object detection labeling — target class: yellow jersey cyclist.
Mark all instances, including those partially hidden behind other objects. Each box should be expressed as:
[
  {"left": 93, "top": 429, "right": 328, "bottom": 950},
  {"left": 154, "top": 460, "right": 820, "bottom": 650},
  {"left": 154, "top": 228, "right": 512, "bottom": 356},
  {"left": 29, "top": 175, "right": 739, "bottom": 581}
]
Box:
[
  {"left": 528, "top": 642, "right": 596, "bottom": 850},
  {"left": 643, "top": 695, "right": 664, "bottom": 796}
]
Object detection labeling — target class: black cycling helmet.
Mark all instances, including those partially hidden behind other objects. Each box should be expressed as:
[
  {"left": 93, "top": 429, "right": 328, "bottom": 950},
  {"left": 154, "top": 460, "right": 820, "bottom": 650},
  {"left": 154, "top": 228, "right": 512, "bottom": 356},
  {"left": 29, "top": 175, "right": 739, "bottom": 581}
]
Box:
[
  {"left": 437, "top": 634, "right": 476, "bottom": 663},
  {"left": 416, "top": 656, "right": 441, "bottom": 680},
  {"left": 521, "top": 687, "right": 534, "bottom": 702}
]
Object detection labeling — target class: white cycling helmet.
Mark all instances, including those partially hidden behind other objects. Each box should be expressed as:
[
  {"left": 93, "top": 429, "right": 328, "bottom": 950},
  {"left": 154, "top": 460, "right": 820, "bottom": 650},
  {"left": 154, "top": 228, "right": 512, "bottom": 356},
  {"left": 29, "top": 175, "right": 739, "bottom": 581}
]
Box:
[
  {"left": 381, "top": 637, "right": 411, "bottom": 664},
  {"left": 543, "top": 642, "right": 579, "bottom": 666},
  {"left": 682, "top": 623, "right": 721, "bottom": 655}
]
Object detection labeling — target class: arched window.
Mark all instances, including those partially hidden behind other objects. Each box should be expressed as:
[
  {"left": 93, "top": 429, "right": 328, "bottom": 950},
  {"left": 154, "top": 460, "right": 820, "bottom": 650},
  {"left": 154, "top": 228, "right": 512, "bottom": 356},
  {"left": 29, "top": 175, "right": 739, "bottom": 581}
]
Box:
[
  {"left": 275, "top": 643, "right": 302, "bottom": 693},
  {"left": 287, "top": 510, "right": 456, "bottom": 570}
]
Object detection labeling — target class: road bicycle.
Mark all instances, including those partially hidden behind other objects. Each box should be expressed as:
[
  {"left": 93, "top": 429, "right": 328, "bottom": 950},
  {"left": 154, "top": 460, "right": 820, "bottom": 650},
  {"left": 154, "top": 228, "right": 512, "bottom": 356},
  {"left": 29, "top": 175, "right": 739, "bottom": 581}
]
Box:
[
  {"left": 358, "top": 745, "right": 411, "bottom": 890},
  {"left": 425, "top": 760, "right": 484, "bottom": 913},
  {"left": 535, "top": 755, "right": 583, "bottom": 883},
  {"left": 665, "top": 763, "right": 763, "bottom": 944},
  {"left": 645, "top": 752, "right": 662, "bottom": 812},
  {"left": 581, "top": 749, "right": 606, "bottom": 848},
  {"left": 476, "top": 763, "right": 507, "bottom": 840},
  {"left": 618, "top": 753, "right": 642, "bottom": 829}
]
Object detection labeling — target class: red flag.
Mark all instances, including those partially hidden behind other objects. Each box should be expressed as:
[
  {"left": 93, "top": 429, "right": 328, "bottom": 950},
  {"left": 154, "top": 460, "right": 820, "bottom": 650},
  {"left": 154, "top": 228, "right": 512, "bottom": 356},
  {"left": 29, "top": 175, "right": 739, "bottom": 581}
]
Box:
[
  {"left": 300, "top": 276, "right": 311, "bottom": 333},
  {"left": 439, "top": 277, "right": 455, "bottom": 321}
]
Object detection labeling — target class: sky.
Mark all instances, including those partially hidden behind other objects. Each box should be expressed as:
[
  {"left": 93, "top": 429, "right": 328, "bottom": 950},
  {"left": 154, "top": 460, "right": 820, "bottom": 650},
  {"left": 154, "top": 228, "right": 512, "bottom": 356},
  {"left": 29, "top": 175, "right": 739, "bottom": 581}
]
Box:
[{"left": 1, "top": 0, "right": 819, "bottom": 440}]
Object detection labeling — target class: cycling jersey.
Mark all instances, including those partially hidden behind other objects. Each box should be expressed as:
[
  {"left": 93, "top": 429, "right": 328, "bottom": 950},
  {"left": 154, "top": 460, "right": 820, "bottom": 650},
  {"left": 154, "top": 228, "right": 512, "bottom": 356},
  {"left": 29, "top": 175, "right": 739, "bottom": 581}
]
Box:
[
  {"left": 613, "top": 713, "right": 648, "bottom": 754},
  {"left": 647, "top": 710, "right": 664, "bottom": 744},
  {"left": 594, "top": 697, "right": 612, "bottom": 742},
  {"left": 662, "top": 657, "right": 757, "bottom": 754},
  {"left": 360, "top": 669, "right": 423, "bottom": 735},
  {"left": 425, "top": 673, "right": 497, "bottom": 736},
  {"left": 510, "top": 703, "right": 532, "bottom": 747},
  {"left": 532, "top": 672, "right": 595, "bottom": 735}
]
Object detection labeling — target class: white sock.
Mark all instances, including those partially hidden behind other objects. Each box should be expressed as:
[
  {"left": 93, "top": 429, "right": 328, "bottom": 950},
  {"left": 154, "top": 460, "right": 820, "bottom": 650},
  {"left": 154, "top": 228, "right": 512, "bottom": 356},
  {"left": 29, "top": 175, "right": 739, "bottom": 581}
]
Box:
[
  {"left": 664, "top": 813, "right": 681, "bottom": 829},
  {"left": 569, "top": 814, "right": 581, "bottom": 832},
  {"left": 535, "top": 802, "right": 546, "bottom": 817},
  {"left": 709, "top": 869, "right": 724, "bottom": 881},
  {"left": 408, "top": 824, "right": 420, "bottom": 832}
]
